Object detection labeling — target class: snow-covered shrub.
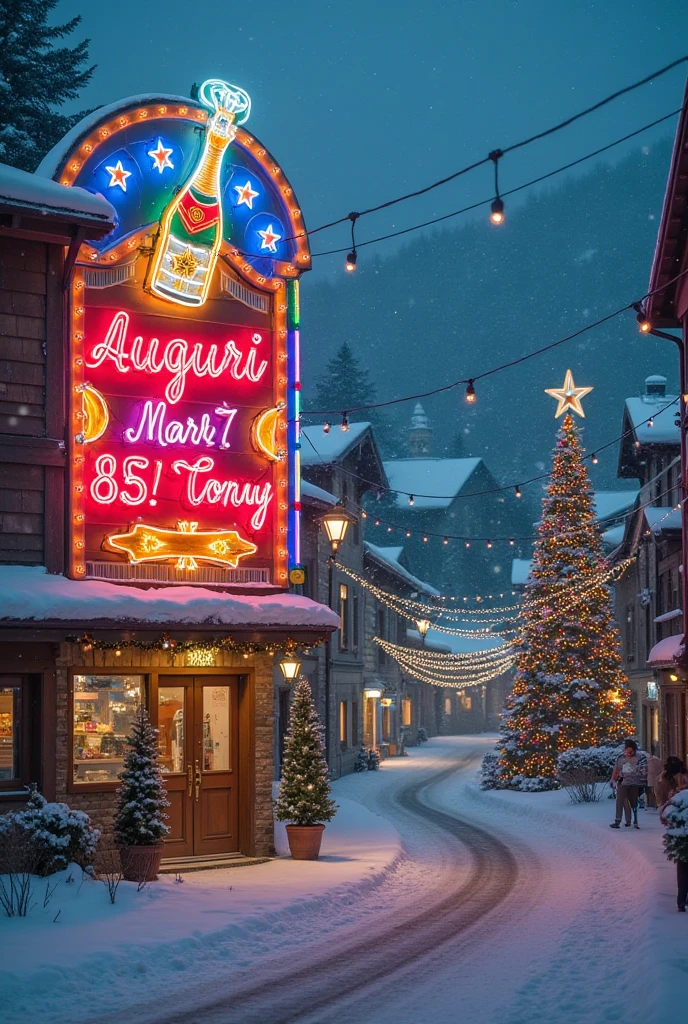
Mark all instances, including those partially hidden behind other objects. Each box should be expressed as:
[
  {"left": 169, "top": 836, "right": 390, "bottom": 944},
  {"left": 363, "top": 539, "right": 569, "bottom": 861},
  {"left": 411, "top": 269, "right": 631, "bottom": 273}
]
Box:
[
  {"left": 480, "top": 752, "right": 502, "bottom": 789},
  {"left": 556, "top": 746, "right": 617, "bottom": 802},
  {"left": 417, "top": 727, "right": 428, "bottom": 743},
  {"left": 367, "top": 748, "right": 381, "bottom": 771},
  {"left": 0, "top": 788, "right": 100, "bottom": 876},
  {"left": 354, "top": 749, "right": 369, "bottom": 772},
  {"left": 663, "top": 791, "right": 688, "bottom": 864},
  {"left": 0, "top": 820, "right": 41, "bottom": 916},
  {"left": 509, "top": 774, "right": 560, "bottom": 792}
]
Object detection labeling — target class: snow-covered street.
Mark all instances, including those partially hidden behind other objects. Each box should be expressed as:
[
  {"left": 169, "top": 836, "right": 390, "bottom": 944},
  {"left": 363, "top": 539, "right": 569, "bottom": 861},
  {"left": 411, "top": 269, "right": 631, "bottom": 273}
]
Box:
[{"left": 3, "top": 736, "right": 681, "bottom": 1024}]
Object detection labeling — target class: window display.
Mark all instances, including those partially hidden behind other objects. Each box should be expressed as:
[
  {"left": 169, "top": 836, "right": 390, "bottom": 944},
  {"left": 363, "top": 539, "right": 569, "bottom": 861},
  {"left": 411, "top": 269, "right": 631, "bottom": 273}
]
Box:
[
  {"left": 0, "top": 686, "right": 20, "bottom": 780},
  {"left": 73, "top": 675, "right": 144, "bottom": 784},
  {"left": 202, "top": 685, "right": 230, "bottom": 772}
]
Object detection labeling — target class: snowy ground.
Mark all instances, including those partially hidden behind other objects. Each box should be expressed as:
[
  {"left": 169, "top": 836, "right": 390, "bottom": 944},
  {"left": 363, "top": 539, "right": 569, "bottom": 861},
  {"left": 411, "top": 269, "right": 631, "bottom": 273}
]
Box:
[{"left": 1, "top": 736, "right": 682, "bottom": 1024}]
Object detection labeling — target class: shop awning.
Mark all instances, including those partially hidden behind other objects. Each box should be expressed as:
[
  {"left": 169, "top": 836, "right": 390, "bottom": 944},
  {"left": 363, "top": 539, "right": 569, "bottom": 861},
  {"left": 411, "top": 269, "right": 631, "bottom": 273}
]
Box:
[{"left": 647, "top": 633, "right": 684, "bottom": 667}]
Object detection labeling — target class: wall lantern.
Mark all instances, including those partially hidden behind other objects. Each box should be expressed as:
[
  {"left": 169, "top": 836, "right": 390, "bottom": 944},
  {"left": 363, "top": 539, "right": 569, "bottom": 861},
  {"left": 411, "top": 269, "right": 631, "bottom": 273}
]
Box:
[
  {"left": 279, "top": 655, "right": 301, "bottom": 682},
  {"left": 416, "top": 618, "right": 431, "bottom": 643},
  {"left": 319, "top": 503, "right": 358, "bottom": 556}
]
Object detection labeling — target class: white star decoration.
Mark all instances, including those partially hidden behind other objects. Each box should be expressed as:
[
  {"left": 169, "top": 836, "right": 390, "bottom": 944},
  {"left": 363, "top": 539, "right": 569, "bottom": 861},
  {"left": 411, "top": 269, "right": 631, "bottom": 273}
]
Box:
[
  {"left": 545, "top": 369, "right": 594, "bottom": 418},
  {"left": 148, "top": 139, "right": 174, "bottom": 173},
  {"left": 258, "top": 223, "right": 281, "bottom": 253},
  {"left": 105, "top": 160, "right": 131, "bottom": 192},
  {"left": 234, "top": 179, "right": 259, "bottom": 208}
]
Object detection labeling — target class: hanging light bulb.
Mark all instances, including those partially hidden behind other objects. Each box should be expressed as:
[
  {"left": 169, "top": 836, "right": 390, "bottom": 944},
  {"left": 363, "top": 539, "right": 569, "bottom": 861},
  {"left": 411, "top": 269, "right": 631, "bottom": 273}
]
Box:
[
  {"left": 514, "top": 484, "right": 522, "bottom": 498},
  {"left": 323, "top": 422, "right": 331, "bottom": 434},
  {"left": 509, "top": 538, "right": 515, "bottom": 546},
  {"left": 591, "top": 452, "right": 598, "bottom": 464},
  {"left": 633, "top": 303, "right": 651, "bottom": 333},
  {"left": 648, "top": 416, "right": 654, "bottom": 428},
  {"left": 423, "top": 535, "right": 429, "bottom": 543},
  {"left": 465, "top": 379, "right": 476, "bottom": 404},
  {"left": 406, "top": 530, "right": 412, "bottom": 538},
  {"left": 490, "top": 197, "right": 505, "bottom": 225},
  {"left": 486, "top": 539, "right": 493, "bottom": 549},
  {"left": 341, "top": 413, "right": 349, "bottom": 432},
  {"left": 465, "top": 540, "right": 471, "bottom": 549},
  {"left": 408, "top": 494, "right": 415, "bottom": 506},
  {"left": 345, "top": 250, "right": 357, "bottom": 272},
  {"left": 488, "top": 149, "right": 505, "bottom": 225},
  {"left": 443, "top": 536, "right": 449, "bottom": 545}
]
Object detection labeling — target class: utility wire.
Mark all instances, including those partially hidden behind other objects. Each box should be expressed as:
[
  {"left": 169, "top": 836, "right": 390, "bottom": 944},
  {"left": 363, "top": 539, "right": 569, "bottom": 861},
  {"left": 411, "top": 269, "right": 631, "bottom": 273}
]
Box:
[{"left": 285, "top": 57, "right": 687, "bottom": 244}]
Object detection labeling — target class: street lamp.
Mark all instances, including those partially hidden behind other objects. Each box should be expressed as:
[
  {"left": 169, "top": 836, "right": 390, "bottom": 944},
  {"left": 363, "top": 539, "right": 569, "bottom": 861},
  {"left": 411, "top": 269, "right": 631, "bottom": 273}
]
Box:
[
  {"left": 320, "top": 504, "right": 357, "bottom": 556},
  {"left": 278, "top": 654, "right": 301, "bottom": 683},
  {"left": 319, "top": 503, "right": 358, "bottom": 766},
  {"left": 416, "top": 618, "right": 431, "bottom": 644}
]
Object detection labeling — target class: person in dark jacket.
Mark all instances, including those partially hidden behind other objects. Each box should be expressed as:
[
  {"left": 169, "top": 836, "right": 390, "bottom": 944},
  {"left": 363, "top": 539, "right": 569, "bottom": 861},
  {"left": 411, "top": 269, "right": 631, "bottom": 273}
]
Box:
[
  {"left": 655, "top": 756, "right": 688, "bottom": 824},
  {"left": 610, "top": 739, "right": 647, "bottom": 829}
]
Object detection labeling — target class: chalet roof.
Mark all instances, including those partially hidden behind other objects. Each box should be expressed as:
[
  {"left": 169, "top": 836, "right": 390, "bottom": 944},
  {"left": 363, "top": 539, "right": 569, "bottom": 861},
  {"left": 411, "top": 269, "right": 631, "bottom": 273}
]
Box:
[
  {"left": 593, "top": 490, "right": 639, "bottom": 523},
  {"left": 624, "top": 394, "right": 679, "bottom": 445},
  {"left": 382, "top": 457, "right": 482, "bottom": 509},
  {"left": 645, "top": 506, "right": 682, "bottom": 534},
  {"left": 300, "top": 422, "right": 371, "bottom": 467},
  {"left": 601, "top": 524, "right": 626, "bottom": 551},
  {"left": 300, "top": 480, "right": 338, "bottom": 508},
  {"left": 0, "top": 160, "right": 115, "bottom": 226},
  {"left": 646, "top": 78, "right": 688, "bottom": 329},
  {"left": 364, "top": 542, "right": 440, "bottom": 597},
  {"left": 0, "top": 565, "right": 339, "bottom": 633}
]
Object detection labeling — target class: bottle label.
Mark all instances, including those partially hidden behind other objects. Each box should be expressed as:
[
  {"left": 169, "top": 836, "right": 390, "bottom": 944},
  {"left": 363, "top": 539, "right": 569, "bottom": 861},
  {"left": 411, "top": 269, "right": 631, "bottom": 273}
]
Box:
[{"left": 177, "top": 188, "right": 221, "bottom": 235}]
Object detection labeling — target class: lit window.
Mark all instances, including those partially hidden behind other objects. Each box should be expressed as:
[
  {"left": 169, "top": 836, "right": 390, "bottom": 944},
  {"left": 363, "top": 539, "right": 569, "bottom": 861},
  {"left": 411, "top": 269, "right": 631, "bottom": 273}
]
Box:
[
  {"left": 402, "top": 698, "right": 412, "bottom": 727},
  {"left": 339, "top": 701, "right": 348, "bottom": 749},
  {"left": 73, "top": 675, "right": 143, "bottom": 785},
  {"left": 339, "top": 583, "right": 349, "bottom": 650}
]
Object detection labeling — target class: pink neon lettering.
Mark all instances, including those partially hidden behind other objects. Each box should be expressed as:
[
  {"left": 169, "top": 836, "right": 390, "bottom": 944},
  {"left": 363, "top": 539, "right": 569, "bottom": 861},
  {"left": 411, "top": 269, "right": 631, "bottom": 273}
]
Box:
[
  {"left": 86, "top": 311, "right": 269, "bottom": 403},
  {"left": 123, "top": 400, "right": 230, "bottom": 448},
  {"left": 172, "top": 457, "right": 273, "bottom": 530}
]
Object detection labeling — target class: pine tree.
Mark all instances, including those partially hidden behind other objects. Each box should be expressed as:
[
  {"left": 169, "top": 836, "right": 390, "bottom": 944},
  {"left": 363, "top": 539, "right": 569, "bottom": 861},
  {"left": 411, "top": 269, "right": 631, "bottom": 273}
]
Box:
[
  {"left": 0, "top": 0, "right": 95, "bottom": 171},
  {"left": 311, "top": 342, "right": 376, "bottom": 416},
  {"left": 275, "top": 679, "right": 337, "bottom": 826},
  {"left": 497, "top": 414, "right": 634, "bottom": 784},
  {"left": 114, "top": 706, "right": 170, "bottom": 846}
]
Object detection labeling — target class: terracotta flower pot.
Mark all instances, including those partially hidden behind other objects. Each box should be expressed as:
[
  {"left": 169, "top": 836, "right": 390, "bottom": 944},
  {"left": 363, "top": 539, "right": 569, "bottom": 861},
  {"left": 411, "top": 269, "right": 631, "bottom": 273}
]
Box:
[
  {"left": 285, "top": 824, "right": 326, "bottom": 860},
  {"left": 118, "top": 843, "right": 164, "bottom": 882}
]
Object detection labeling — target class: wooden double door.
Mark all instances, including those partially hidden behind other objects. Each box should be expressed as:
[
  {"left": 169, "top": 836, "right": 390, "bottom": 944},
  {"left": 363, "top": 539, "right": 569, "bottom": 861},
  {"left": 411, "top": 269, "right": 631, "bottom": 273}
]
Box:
[{"left": 156, "top": 675, "right": 240, "bottom": 859}]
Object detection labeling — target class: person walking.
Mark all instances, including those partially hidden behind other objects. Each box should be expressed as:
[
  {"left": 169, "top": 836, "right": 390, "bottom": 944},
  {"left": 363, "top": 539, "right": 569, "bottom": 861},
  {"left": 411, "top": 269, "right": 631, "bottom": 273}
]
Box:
[
  {"left": 655, "top": 756, "right": 688, "bottom": 823},
  {"left": 610, "top": 739, "right": 647, "bottom": 829}
]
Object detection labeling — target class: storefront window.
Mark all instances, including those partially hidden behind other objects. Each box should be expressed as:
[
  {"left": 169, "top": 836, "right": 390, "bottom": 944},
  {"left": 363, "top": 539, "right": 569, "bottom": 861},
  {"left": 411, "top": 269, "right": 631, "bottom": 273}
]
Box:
[
  {"left": 73, "top": 675, "right": 143, "bottom": 785},
  {"left": 158, "top": 686, "right": 185, "bottom": 773},
  {"left": 0, "top": 686, "right": 20, "bottom": 781},
  {"left": 203, "top": 685, "right": 230, "bottom": 772}
]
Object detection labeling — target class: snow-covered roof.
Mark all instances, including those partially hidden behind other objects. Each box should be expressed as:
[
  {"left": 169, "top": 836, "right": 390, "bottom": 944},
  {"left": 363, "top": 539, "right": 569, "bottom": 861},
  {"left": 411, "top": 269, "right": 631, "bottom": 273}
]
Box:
[
  {"left": 511, "top": 558, "right": 532, "bottom": 586},
  {"left": 406, "top": 628, "right": 452, "bottom": 654},
  {"left": 36, "top": 94, "right": 196, "bottom": 179},
  {"left": 382, "top": 458, "right": 482, "bottom": 509},
  {"left": 0, "top": 566, "right": 339, "bottom": 632},
  {"left": 0, "top": 161, "right": 115, "bottom": 224},
  {"left": 602, "top": 525, "right": 626, "bottom": 551},
  {"left": 647, "top": 633, "right": 683, "bottom": 667},
  {"left": 594, "top": 490, "right": 639, "bottom": 523},
  {"left": 300, "top": 423, "right": 371, "bottom": 467},
  {"left": 624, "top": 394, "right": 679, "bottom": 445},
  {"left": 645, "top": 507, "right": 682, "bottom": 533},
  {"left": 301, "top": 480, "right": 338, "bottom": 507},
  {"left": 364, "top": 542, "right": 440, "bottom": 596}
]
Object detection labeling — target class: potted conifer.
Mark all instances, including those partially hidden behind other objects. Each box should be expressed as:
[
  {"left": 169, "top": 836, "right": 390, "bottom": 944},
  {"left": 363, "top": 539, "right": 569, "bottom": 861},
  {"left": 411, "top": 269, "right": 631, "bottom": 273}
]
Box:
[
  {"left": 275, "top": 678, "right": 336, "bottom": 860},
  {"left": 114, "top": 704, "right": 170, "bottom": 881}
]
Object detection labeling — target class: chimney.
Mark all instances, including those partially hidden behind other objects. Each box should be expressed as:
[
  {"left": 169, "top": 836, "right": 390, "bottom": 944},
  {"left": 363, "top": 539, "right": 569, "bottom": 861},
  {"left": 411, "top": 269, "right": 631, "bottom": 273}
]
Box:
[
  {"left": 408, "top": 402, "right": 432, "bottom": 457},
  {"left": 645, "top": 374, "right": 667, "bottom": 397}
]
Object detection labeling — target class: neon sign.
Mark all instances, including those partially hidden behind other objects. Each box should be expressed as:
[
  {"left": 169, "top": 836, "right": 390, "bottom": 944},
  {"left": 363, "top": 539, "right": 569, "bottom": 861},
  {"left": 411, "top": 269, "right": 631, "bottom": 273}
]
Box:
[{"left": 48, "top": 77, "right": 310, "bottom": 585}]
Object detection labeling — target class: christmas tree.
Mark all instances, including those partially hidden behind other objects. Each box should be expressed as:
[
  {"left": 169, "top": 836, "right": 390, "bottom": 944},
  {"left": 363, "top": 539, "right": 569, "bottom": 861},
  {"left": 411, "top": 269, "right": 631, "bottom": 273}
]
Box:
[
  {"left": 0, "top": 0, "right": 95, "bottom": 171},
  {"left": 311, "top": 342, "right": 376, "bottom": 416},
  {"left": 497, "top": 412, "right": 634, "bottom": 784},
  {"left": 114, "top": 706, "right": 170, "bottom": 846},
  {"left": 275, "top": 679, "right": 337, "bottom": 827}
]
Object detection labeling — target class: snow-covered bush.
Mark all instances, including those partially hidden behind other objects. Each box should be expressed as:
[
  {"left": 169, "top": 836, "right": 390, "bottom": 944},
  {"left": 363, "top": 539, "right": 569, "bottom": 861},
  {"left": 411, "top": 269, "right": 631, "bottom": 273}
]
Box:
[
  {"left": 0, "top": 788, "right": 100, "bottom": 876},
  {"left": 354, "top": 749, "right": 369, "bottom": 772},
  {"left": 663, "top": 790, "right": 688, "bottom": 864},
  {"left": 557, "top": 745, "right": 618, "bottom": 802},
  {"left": 509, "top": 774, "right": 560, "bottom": 792},
  {"left": 480, "top": 752, "right": 502, "bottom": 789}
]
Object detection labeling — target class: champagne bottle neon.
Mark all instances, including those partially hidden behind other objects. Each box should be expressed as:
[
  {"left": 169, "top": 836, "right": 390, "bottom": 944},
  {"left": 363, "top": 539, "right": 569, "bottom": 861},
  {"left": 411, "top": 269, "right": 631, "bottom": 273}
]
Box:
[{"left": 148, "top": 79, "right": 251, "bottom": 307}]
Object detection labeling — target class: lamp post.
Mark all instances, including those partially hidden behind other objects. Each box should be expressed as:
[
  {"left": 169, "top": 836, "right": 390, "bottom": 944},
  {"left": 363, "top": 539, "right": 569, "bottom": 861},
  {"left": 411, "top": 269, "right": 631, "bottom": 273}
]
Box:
[
  {"left": 278, "top": 653, "right": 301, "bottom": 683},
  {"left": 319, "top": 504, "right": 358, "bottom": 764},
  {"left": 416, "top": 618, "right": 431, "bottom": 645}
]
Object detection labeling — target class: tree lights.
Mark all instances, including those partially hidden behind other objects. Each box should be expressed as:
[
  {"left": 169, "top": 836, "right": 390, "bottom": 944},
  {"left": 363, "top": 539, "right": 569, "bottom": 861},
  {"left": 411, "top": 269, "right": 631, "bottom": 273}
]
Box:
[{"left": 496, "top": 413, "right": 634, "bottom": 784}]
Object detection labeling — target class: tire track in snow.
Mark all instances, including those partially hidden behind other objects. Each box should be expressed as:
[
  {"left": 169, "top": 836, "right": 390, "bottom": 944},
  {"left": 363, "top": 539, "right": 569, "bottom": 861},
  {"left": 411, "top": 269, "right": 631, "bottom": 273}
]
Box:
[{"left": 150, "top": 753, "right": 522, "bottom": 1024}]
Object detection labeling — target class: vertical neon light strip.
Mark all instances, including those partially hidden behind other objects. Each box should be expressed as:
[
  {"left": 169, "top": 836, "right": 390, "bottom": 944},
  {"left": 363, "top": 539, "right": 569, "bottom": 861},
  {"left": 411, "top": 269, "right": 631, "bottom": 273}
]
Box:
[{"left": 287, "top": 280, "right": 301, "bottom": 568}]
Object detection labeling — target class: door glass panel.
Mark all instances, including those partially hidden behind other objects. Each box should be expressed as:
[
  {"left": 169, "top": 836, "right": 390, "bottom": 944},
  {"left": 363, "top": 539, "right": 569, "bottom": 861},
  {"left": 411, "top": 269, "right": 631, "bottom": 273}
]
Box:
[
  {"left": 0, "top": 687, "right": 20, "bottom": 780},
  {"left": 73, "top": 675, "right": 143, "bottom": 784},
  {"left": 202, "top": 685, "right": 230, "bottom": 771},
  {"left": 158, "top": 687, "right": 185, "bottom": 773}
]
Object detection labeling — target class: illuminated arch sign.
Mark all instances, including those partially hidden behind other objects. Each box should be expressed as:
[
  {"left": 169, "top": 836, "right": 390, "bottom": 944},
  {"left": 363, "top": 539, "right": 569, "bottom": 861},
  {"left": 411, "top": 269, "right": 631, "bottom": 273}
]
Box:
[{"left": 46, "top": 79, "right": 309, "bottom": 586}]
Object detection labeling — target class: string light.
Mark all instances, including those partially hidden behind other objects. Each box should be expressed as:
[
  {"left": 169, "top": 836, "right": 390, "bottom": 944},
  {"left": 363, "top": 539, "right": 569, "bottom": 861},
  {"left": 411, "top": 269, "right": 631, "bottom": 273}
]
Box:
[
  {"left": 374, "top": 637, "right": 515, "bottom": 688},
  {"left": 341, "top": 413, "right": 349, "bottom": 432},
  {"left": 633, "top": 302, "right": 651, "bottom": 333},
  {"left": 591, "top": 452, "right": 598, "bottom": 464},
  {"left": 515, "top": 485, "right": 522, "bottom": 498},
  {"left": 69, "top": 633, "right": 312, "bottom": 657},
  {"left": 345, "top": 211, "right": 359, "bottom": 272},
  {"left": 465, "top": 380, "right": 477, "bottom": 404},
  {"left": 323, "top": 422, "right": 330, "bottom": 434},
  {"left": 489, "top": 149, "right": 505, "bottom": 224},
  {"left": 409, "top": 494, "right": 415, "bottom": 506}
]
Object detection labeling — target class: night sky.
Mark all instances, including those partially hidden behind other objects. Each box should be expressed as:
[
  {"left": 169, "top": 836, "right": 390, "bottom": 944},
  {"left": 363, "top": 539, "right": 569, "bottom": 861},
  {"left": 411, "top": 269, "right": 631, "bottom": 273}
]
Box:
[{"left": 64, "top": 0, "right": 688, "bottom": 277}]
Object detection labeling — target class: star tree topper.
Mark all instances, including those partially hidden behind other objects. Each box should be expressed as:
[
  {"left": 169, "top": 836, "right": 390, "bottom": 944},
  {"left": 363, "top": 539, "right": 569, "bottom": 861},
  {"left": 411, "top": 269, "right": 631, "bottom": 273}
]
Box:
[{"left": 545, "top": 369, "right": 593, "bottom": 418}]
